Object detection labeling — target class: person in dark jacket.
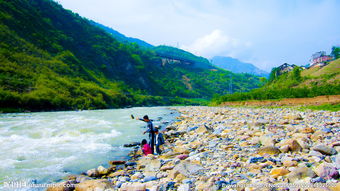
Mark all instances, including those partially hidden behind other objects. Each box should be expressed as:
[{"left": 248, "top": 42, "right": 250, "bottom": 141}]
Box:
[
  {"left": 135, "top": 115, "right": 155, "bottom": 154},
  {"left": 154, "top": 129, "right": 165, "bottom": 155}
]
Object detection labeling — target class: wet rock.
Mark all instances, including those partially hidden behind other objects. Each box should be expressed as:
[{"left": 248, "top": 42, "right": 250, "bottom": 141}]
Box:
[
  {"left": 97, "top": 166, "right": 108, "bottom": 175},
  {"left": 86, "top": 168, "right": 99, "bottom": 177},
  {"left": 75, "top": 179, "right": 113, "bottom": 191},
  {"left": 313, "top": 144, "right": 337, "bottom": 155},
  {"left": 123, "top": 142, "right": 140, "bottom": 147},
  {"left": 125, "top": 161, "right": 137, "bottom": 166},
  {"left": 258, "top": 146, "right": 281, "bottom": 155},
  {"left": 109, "top": 160, "right": 126, "bottom": 165}
]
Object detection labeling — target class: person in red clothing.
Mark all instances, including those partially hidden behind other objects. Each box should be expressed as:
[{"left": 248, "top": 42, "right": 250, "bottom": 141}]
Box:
[{"left": 141, "top": 139, "right": 152, "bottom": 156}]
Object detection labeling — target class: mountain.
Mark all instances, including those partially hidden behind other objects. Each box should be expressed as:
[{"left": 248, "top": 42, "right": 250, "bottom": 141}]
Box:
[
  {"left": 213, "top": 59, "right": 340, "bottom": 104},
  {"left": 0, "top": 0, "right": 262, "bottom": 112},
  {"left": 91, "top": 21, "right": 154, "bottom": 48},
  {"left": 211, "top": 56, "right": 269, "bottom": 77},
  {"left": 153, "top": 45, "right": 214, "bottom": 69}
]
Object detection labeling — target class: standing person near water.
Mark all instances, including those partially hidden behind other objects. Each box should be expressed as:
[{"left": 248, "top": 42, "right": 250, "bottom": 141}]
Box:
[{"left": 133, "top": 115, "right": 155, "bottom": 154}]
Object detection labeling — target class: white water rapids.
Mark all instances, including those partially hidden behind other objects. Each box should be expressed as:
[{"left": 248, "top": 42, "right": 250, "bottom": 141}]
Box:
[{"left": 0, "top": 107, "right": 178, "bottom": 191}]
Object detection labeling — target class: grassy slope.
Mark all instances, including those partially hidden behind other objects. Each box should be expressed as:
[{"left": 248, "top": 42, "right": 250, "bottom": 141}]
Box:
[{"left": 212, "top": 59, "right": 340, "bottom": 105}]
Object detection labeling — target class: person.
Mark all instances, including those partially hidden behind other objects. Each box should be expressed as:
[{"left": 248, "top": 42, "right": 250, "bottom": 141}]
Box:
[
  {"left": 141, "top": 139, "right": 152, "bottom": 156},
  {"left": 135, "top": 115, "right": 155, "bottom": 154},
  {"left": 155, "top": 129, "right": 165, "bottom": 155}
]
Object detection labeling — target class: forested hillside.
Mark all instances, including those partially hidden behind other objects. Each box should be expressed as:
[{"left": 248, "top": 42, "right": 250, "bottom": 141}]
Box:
[
  {"left": 212, "top": 59, "right": 340, "bottom": 104},
  {"left": 0, "top": 0, "right": 262, "bottom": 112}
]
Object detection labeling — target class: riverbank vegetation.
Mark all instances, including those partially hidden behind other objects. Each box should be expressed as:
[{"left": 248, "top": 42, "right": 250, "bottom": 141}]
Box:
[{"left": 212, "top": 59, "right": 340, "bottom": 105}]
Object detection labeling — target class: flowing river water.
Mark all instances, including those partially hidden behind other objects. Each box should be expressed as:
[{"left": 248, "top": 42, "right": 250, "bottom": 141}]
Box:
[{"left": 0, "top": 107, "right": 179, "bottom": 191}]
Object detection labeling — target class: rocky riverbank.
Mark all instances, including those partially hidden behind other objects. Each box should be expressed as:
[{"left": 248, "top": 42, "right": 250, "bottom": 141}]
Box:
[{"left": 47, "top": 106, "right": 339, "bottom": 191}]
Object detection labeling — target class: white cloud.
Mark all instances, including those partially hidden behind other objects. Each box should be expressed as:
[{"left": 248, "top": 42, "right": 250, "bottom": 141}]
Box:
[{"left": 181, "top": 29, "right": 251, "bottom": 59}]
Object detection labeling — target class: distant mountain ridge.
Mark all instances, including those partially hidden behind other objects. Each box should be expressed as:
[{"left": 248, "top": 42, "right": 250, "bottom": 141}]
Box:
[
  {"left": 211, "top": 56, "right": 269, "bottom": 77},
  {"left": 91, "top": 21, "right": 154, "bottom": 48}
]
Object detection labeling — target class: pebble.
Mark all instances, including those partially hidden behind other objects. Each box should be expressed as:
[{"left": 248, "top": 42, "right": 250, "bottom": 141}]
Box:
[{"left": 61, "top": 106, "right": 339, "bottom": 190}]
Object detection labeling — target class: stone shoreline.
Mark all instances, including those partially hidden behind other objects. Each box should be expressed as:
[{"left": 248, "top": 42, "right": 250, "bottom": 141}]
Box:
[{"left": 47, "top": 106, "right": 339, "bottom": 191}]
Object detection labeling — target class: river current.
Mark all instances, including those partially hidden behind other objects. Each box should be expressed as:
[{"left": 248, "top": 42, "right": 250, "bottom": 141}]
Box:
[{"left": 0, "top": 107, "right": 179, "bottom": 190}]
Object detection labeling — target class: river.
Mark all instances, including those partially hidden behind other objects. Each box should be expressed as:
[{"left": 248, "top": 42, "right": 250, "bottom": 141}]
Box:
[{"left": 0, "top": 107, "right": 179, "bottom": 191}]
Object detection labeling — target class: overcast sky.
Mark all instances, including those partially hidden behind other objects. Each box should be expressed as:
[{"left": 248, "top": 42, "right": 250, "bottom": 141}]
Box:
[{"left": 56, "top": 0, "right": 340, "bottom": 71}]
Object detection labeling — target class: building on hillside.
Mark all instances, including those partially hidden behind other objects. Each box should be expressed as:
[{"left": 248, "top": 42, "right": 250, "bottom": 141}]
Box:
[{"left": 309, "top": 51, "right": 333, "bottom": 68}]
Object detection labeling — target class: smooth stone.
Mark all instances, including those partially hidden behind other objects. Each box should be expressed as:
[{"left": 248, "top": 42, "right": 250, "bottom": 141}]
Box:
[
  {"left": 259, "top": 135, "right": 275, "bottom": 146},
  {"left": 86, "top": 168, "right": 99, "bottom": 177},
  {"left": 119, "top": 182, "right": 146, "bottom": 191},
  {"left": 283, "top": 160, "right": 298, "bottom": 167},
  {"left": 248, "top": 157, "right": 265, "bottom": 163},
  {"left": 195, "top": 126, "right": 209, "bottom": 134},
  {"left": 289, "top": 139, "right": 303, "bottom": 152},
  {"left": 287, "top": 167, "right": 316, "bottom": 182},
  {"left": 75, "top": 176, "right": 93, "bottom": 183},
  {"left": 270, "top": 168, "right": 290, "bottom": 178},
  {"left": 131, "top": 172, "right": 144, "bottom": 180},
  {"left": 108, "top": 170, "right": 125, "bottom": 177},
  {"left": 258, "top": 146, "right": 281, "bottom": 155},
  {"left": 143, "top": 176, "right": 157, "bottom": 182},
  {"left": 177, "top": 184, "right": 190, "bottom": 191},
  {"left": 314, "top": 163, "right": 339, "bottom": 180},
  {"left": 177, "top": 154, "right": 189, "bottom": 160},
  {"left": 313, "top": 144, "right": 337, "bottom": 155},
  {"left": 173, "top": 161, "right": 203, "bottom": 177},
  {"left": 311, "top": 177, "right": 326, "bottom": 183},
  {"left": 97, "top": 165, "right": 108, "bottom": 175},
  {"left": 187, "top": 126, "right": 198, "bottom": 132}
]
